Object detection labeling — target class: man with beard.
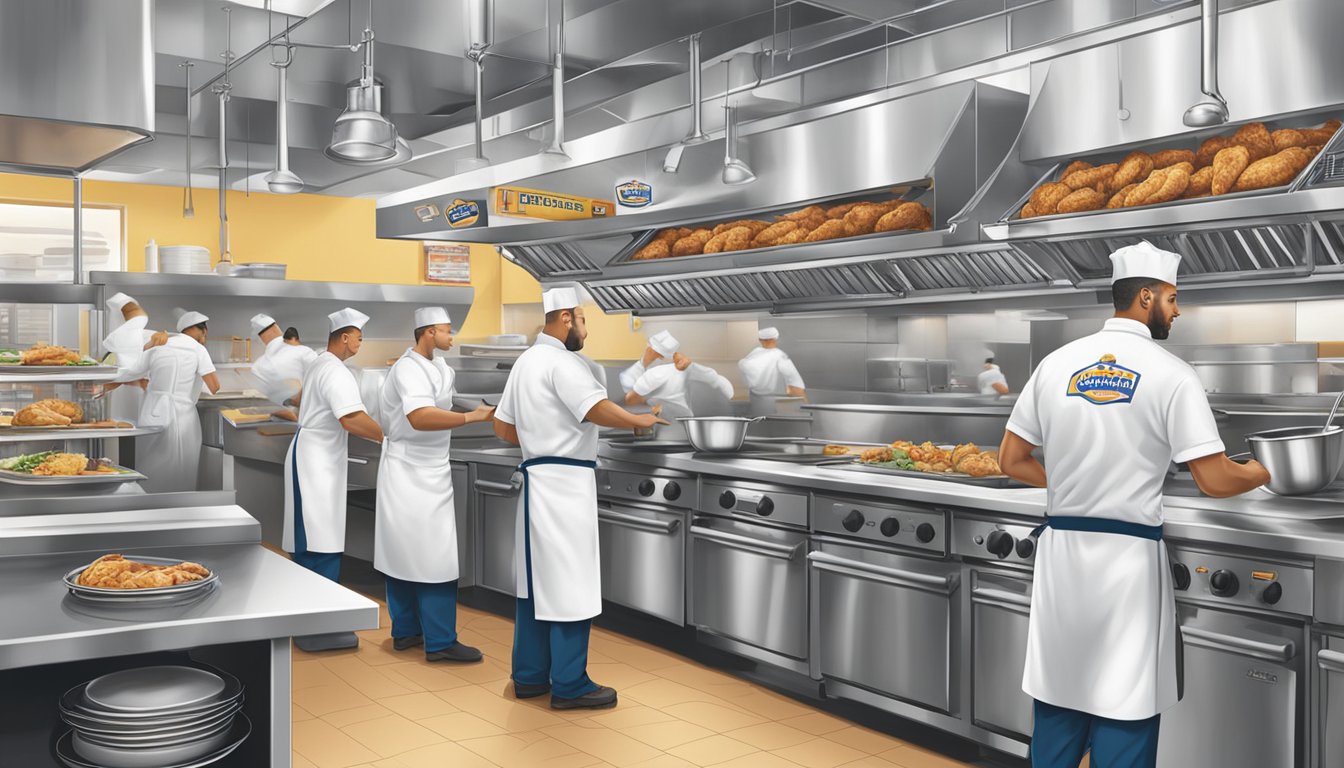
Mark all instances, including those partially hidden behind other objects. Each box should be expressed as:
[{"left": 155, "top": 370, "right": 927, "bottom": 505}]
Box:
[
  {"left": 493, "top": 286, "right": 664, "bottom": 710},
  {"left": 997, "top": 241, "right": 1269, "bottom": 768}
]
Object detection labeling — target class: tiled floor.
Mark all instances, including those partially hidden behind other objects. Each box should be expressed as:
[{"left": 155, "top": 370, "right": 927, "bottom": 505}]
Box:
[{"left": 290, "top": 601, "right": 1012, "bottom": 768}]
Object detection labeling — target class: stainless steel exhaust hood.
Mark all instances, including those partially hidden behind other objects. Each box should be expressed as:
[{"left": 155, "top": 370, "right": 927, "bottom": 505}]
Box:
[{"left": 0, "top": 0, "right": 155, "bottom": 176}]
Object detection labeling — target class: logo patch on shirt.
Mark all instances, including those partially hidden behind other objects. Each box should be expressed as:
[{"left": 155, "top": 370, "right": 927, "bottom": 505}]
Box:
[{"left": 1067, "top": 354, "right": 1141, "bottom": 405}]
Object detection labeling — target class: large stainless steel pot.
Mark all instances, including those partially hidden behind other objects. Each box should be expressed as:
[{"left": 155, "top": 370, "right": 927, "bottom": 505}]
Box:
[
  {"left": 679, "top": 417, "right": 760, "bottom": 452},
  {"left": 1245, "top": 425, "right": 1344, "bottom": 495}
]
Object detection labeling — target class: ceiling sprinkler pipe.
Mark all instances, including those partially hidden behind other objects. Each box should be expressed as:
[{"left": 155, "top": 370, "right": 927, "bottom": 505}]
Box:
[{"left": 541, "top": 0, "right": 569, "bottom": 158}]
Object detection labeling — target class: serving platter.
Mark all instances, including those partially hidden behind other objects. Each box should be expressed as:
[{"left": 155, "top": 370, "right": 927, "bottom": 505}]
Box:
[
  {"left": 0, "top": 464, "right": 144, "bottom": 485},
  {"left": 836, "top": 460, "right": 1027, "bottom": 488},
  {"left": 63, "top": 556, "right": 218, "bottom": 600}
]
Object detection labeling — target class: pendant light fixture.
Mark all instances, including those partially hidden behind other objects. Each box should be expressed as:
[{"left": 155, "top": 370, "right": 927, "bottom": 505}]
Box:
[
  {"left": 662, "top": 34, "right": 710, "bottom": 174},
  {"left": 326, "top": 0, "right": 404, "bottom": 164},
  {"left": 721, "top": 58, "right": 756, "bottom": 186},
  {"left": 1182, "top": 0, "right": 1229, "bottom": 127},
  {"left": 266, "top": 41, "right": 304, "bottom": 193},
  {"left": 179, "top": 60, "right": 195, "bottom": 218}
]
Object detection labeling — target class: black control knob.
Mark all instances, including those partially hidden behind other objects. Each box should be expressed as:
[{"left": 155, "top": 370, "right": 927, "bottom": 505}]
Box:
[
  {"left": 986, "top": 530, "right": 1015, "bottom": 559},
  {"left": 916, "top": 522, "right": 937, "bottom": 543},
  {"left": 756, "top": 496, "right": 775, "bottom": 517},
  {"left": 662, "top": 481, "right": 681, "bottom": 501},
  {"left": 719, "top": 491, "right": 736, "bottom": 509},
  {"left": 1210, "top": 569, "right": 1240, "bottom": 597},
  {"left": 638, "top": 479, "right": 656, "bottom": 497},
  {"left": 842, "top": 509, "right": 866, "bottom": 532},
  {"left": 1262, "top": 581, "right": 1283, "bottom": 605},
  {"left": 1171, "top": 563, "right": 1191, "bottom": 591},
  {"left": 1015, "top": 537, "right": 1035, "bottom": 559},
  {"left": 880, "top": 517, "right": 900, "bottom": 537}
]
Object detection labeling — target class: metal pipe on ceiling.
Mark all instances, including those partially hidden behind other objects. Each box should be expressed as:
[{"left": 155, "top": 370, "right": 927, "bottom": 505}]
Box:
[
  {"left": 540, "top": 0, "right": 569, "bottom": 158},
  {"left": 1183, "top": 0, "right": 1229, "bottom": 126},
  {"left": 72, "top": 177, "right": 83, "bottom": 284}
]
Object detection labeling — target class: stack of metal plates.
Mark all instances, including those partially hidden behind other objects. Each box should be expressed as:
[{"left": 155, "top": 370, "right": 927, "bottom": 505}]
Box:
[
  {"left": 63, "top": 557, "right": 218, "bottom": 605},
  {"left": 56, "top": 665, "right": 249, "bottom": 768}
]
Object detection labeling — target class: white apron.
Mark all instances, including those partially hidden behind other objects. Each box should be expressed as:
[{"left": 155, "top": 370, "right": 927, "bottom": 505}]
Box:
[
  {"left": 135, "top": 350, "right": 203, "bottom": 493},
  {"left": 282, "top": 422, "right": 349, "bottom": 553},
  {"left": 105, "top": 318, "right": 151, "bottom": 424},
  {"left": 374, "top": 352, "right": 459, "bottom": 583},
  {"left": 514, "top": 458, "right": 602, "bottom": 622}
]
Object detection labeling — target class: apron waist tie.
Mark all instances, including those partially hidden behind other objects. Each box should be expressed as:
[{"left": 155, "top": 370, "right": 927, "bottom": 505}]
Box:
[{"left": 1031, "top": 515, "right": 1164, "bottom": 541}]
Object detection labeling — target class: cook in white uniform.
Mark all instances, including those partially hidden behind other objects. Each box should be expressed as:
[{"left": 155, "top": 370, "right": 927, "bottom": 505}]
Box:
[
  {"left": 978, "top": 358, "right": 1010, "bottom": 395},
  {"left": 618, "top": 330, "right": 680, "bottom": 393},
  {"left": 100, "top": 293, "right": 169, "bottom": 422},
  {"left": 625, "top": 351, "right": 734, "bottom": 422},
  {"left": 738, "top": 327, "right": 806, "bottom": 398},
  {"left": 283, "top": 307, "right": 385, "bottom": 652},
  {"left": 110, "top": 310, "right": 220, "bottom": 493},
  {"left": 998, "top": 241, "right": 1269, "bottom": 768},
  {"left": 494, "top": 286, "right": 663, "bottom": 710},
  {"left": 249, "top": 313, "right": 317, "bottom": 418},
  {"left": 375, "top": 307, "right": 493, "bottom": 663}
]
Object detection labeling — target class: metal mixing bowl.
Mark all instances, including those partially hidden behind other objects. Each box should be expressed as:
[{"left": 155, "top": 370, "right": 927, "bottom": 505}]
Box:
[
  {"left": 679, "top": 417, "right": 759, "bottom": 452},
  {"left": 1245, "top": 425, "right": 1344, "bottom": 495}
]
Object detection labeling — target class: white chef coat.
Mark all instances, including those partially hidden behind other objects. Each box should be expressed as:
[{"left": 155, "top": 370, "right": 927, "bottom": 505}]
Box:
[
  {"left": 1007, "top": 317, "right": 1224, "bottom": 720},
  {"left": 124, "top": 334, "right": 216, "bottom": 493},
  {"left": 283, "top": 351, "right": 367, "bottom": 553},
  {"left": 374, "top": 349, "right": 460, "bottom": 583},
  {"left": 978, "top": 364, "right": 1009, "bottom": 395},
  {"left": 252, "top": 336, "right": 318, "bottom": 407},
  {"left": 632, "top": 362, "right": 734, "bottom": 418},
  {"left": 618, "top": 360, "right": 648, "bottom": 393},
  {"left": 496, "top": 333, "right": 608, "bottom": 621},
  {"left": 104, "top": 317, "right": 155, "bottom": 422},
  {"left": 738, "top": 346, "right": 805, "bottom": 396}
]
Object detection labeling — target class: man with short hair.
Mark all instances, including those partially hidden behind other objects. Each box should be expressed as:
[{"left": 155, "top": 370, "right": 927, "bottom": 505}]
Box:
[
  {"left": 619, "top": 330, "right": 680, "bottom": 393},
  {"left": 978, "top": 357, "right": 1010, "bottom": 395},
  {"left": 249, "top": 313, "right": 317, "bottom": 418},
  {"left": 998, "top": 241, "right": 1271, "bottom": 768},
  {"left": 738, "top": 327, "right": 806, "bottom": 398}
]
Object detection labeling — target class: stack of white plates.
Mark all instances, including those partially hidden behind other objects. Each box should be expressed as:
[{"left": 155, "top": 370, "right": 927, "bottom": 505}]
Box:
[
  {"left": 57, "top": 665, "right": 249, "bottom": 768},
  {"left": 158, "top": 246, "right": 212, "bottom": 275}
]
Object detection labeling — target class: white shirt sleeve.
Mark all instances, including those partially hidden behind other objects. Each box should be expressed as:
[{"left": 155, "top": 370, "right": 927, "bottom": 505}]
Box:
[
  {"left": 194, "top": 342, "right": 216, "bottom": 376},
  {"left": 1005, "top": 367, "right": 1043, "bottom": 446},
  {"left": 688, "top": 363, "right": 734, "bottom": 399},
  {"left": 1166, "top": 373, "right": 1226, "bottom": 464},
  {"left": 325, "top": 367, "right": 367, "bottom": 420},
  {"left": 495, "top": 372, "right": 519, "bottom": 425},
  {"left": 553, "top": 354, "right": 610, "bottom": 422},
  {"left": 116, "top": 347, "right": 153, "bottom": 383},
  {"left": 391, "top": 361, "right": 436, "bottom": 415},
  {"left": 619, "top": 361, "right": 647, "bottom": 393},
  {"left": 633, "top": 365, "right": 676, "bottom": 397},
  {"left": 778, "top": 356, "right": 805, "bottom": 390}
]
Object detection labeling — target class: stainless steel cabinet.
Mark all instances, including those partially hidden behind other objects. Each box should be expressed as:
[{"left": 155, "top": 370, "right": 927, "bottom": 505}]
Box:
[
  {"left": 452, "top": 462, "right": 473, "bottom": 589},
  {"left": 970, "top": 567, "right": 1033, "bottom": 739},
  {"left": 598, "top": 501, "right": 685, "bottom": 624},
  {"left": 475, "top": 464, "right": 520, "bottom": 596},
  {"left": 1316, "top": 634, "right": 1344, "bottom": 768}
]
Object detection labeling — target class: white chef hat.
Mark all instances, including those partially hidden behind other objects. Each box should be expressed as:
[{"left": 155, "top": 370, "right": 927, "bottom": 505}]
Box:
[
  {"left": 175, "top": 310, "right": 209, "bottom": 332},
  {"left": 328, "top": 307, "right": 371, "bottom": 333},
  {"left": 106, "top": 292, "right": 136, "bottom": 313},
  {"left": 1110, "top": 241, "right": 1181, "bottom": 285},
  {"left": 649, "top": 330, "right": 680, "bottom": 357},
  {"left": 250, "top": 313, "right": 277, "bottom": 336},
  {"left": 758, "top": 327, "right": 780, "bottom": 340},
  {"left": 414, "top": 306, "right": 451, "bottom": 328},
  {"left": 542, "top": 286, "right": 580, "bottom": 314}
]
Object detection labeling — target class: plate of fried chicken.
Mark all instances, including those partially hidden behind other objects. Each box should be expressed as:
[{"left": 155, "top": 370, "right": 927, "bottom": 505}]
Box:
[{"left": 64, "top": 554, "right": 218, "bottom": 603}]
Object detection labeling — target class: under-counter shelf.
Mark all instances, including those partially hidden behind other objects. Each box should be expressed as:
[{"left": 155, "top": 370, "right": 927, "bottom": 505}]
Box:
[{"left": 0, "top": 426, "right": 161, "bottom": 443}]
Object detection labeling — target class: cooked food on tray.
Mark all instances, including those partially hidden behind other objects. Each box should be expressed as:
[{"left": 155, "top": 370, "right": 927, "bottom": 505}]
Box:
[
  {"left": 13, "top": 398, "right": 84, "bottom": 426},
  {"left": 1017, "top": 117, "right": 1339, "bottom": 218},
  {"left": 860, "top": 440, "right": 1004, "bottom": 477},
  {"left": 1, "top": 343, "right": 98, "bottom": 366},
  {"left": 76, "top": 554, "right": 211, "bottom": 589},
  {"left": 822, "top": 444, "right": 853, "bottom": 456},
  {"left": 630, "top": 196, "right": 932, "bottom": 260},
  {"left": 0, "top": 451, "right": 129, "bottom": 476}
]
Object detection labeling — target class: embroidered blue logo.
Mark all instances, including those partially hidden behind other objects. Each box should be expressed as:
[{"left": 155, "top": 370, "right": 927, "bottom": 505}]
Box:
[
  {"left": 615, "top": 180, "right": 653, "bottom": 208},
  {"left": 1067, "top": 354, "right": 1141, "bottom": 405},
  {"left": 445, "top": 199, "right": 482, "bottom": 228}
]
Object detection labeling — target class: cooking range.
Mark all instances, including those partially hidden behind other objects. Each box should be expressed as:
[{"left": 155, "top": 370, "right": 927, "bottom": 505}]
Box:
[{"left": 597, "top": 466, "right": 694, "bottom": 625}]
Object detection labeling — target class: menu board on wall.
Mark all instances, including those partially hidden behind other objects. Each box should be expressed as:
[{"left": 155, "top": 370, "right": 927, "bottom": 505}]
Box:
[{"left": 424, "top": 243, "right": 472, "bottom": 284}]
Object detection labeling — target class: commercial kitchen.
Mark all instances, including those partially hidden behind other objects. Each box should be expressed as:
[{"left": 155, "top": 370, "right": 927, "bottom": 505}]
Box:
[{"left": 3, "top": 0, "right": 1344, "bottom": 766}]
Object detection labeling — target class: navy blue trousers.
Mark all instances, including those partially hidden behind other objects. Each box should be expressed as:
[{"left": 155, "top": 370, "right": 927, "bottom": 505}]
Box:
[
  {"left": 1031, "top": 700, "right": 1161, "bottom": 768},
  {"left": 386, "top": 577, "right": 459, "bottom": 653},
  {"left": 288, "top": 428, "right": 342, "bottom": 583}
]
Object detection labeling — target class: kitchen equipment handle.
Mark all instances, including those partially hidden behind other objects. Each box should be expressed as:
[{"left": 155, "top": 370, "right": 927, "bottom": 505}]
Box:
[
  {"left": 1318, "top": 649, "right": 1344, "bottom": 674},
  {"left": 347, "top": 456, "right": 369, "bottom": 465},
  {"left": 598, "top": 507, "right": 679, "bottom": 534},
  {"left": 971, "top": 586, "right": 1032, "bottom": 612},
  {"left": 476, "top": 478, "right": 521, "bottom": 497},
  {"left": 1180, "top": 626, "right": 1295, "bottom": 663},
  {"left": 690, "top": 525, "right": 801, "bottom": 560},
  {"left": 807, "top": 551, "right": 958, "bottom": 594}
]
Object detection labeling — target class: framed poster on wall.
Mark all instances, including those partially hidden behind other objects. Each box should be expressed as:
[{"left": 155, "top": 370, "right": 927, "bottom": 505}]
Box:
[{"left": 424, "top": 243, "right": 472, "bottom": 284}]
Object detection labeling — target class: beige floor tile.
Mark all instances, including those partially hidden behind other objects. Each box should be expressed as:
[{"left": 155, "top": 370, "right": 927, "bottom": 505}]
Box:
[
  {"left": 293, "top": 718, "right": 381, "bottom": 768},
  {"left": 356, "top": 638, "right": 418, "bottom": 667},
  {"left": 441, "top": 657, "right": 514, "bottom": 685},
  {"left": 294, "top": 683, "right": 376, "bottom": 717},
  {"left": 390, "top": 741, "right": 501, "bottom": 768},
  {"left": 322, "top": 704, "right": 396, "bottom": 728},
  {"left": 342, "top": 715, "right": 444, "bottom": 759},
  {"left": 586, "top": 704, "right": 681, "bottom": 730},
  {"left": 542, "top": 723, "right": 666, "bottom": 766},
  {"left": 622, "top": 679, "right": 727, "bottom": 709},
  {"left": 321, "top": 657, "right": 423, "bottom": 698},
  {"left": 666, "top": 734, "right": 759, "bottom": 766},
  {"left": 835, "top": 755, "right": 908, "bottom": 768},
  {"left": 654, "top": 664, "right": 755, "bottom": 698},
  {"left": 663, "top": 701, "right": 767, "bottom": 732},
  {"left": 295, "top": 660, "right": 344, "bottom": 689},
  {"left": 627, "top": 756, "right": 700, "bottom": 768},
  {"left": 460, "top": 733, "right": 605, "bottom": 768},
  {"left": 824, "top": 726, "right": 905, "bottom": 755},
  {"left": 620, "top": 719, "right": 719, "bottom": 750},
  {"left": 293, "top": 754, "right": 320, "bottom": 768},
  {"left": 446, "top": 684, "right": 568, "bottom": 731},
  {"left": 711, "top": 753, "right": 806, "bottom": 768},
  {"left": 418, "top": 711, "right": 509, "bottom": 741},
  {"left": 588, "top": 662, "right": 660, "bottom": 689},
  {"left": 729, "top": 691, "right": 817, "bottom": 720},
  {"left": 775, "top": 712, "right": 851, "bottom": 736},
  {"left": 771, "top": 737, "right": 871, "bottom": 768},
  {"left": 878, "top": 745, "right": 977, "bottom": 768},
  {"left": 723, "top": 722, "right": 818, "bottom": 751},
  {"left": 293, "top": 703, "right": 316, "bottom": 722},
  {"left": 383, "top": 662, "right": 475, "bottom": 692},
  {"left": 592, "top": 639, "right": 686, "bottom": 670},
  {"left": 378, "top": 691, "right": 461, "bottom": 720}
]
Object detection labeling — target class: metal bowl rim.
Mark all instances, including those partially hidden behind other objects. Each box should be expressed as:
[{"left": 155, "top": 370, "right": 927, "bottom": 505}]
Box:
[{"left": 1245, "top": 425, "right": 1344, "bottom": 443}]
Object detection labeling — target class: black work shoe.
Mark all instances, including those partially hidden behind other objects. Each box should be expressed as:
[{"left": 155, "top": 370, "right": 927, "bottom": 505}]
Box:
[
  {"left": 425, "top": 642, "right": 483, "bottom": 663},
  {"left": 551, "top": 685, "right": 618, "bottom": 710},
  {"left": 513, "top": 681, "right": 552, "bottom": 699},
  {"left": 392, "top": 635, "right": 424, "bottom": 651}
]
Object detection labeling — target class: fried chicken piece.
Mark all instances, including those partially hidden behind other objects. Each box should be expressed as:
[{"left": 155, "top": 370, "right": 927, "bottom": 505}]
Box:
[
  {"left": 1211, "top": 145, "right": 1251, "bottom": 196},
  {"left": 804, "top": 219, "right": 848, "bottom": 242},
  {"left": 702, "top": 229, "right": 732, "bottom": 254},
  {"left": 874, "top": 202, "right": 930, "bottom": 232},
  {"left": 751, "top": 220, "right": 800, "bottom": 247},
  {"left": 822, "top": 445, "right": 852, "bottom": 456},
  {"left": 671, "top": 229, "right": 714, "bottom": 256},
  {"left": 1019, "top": 202, "right": 1038, "bottom": 219},
  {"left": 1232, "top": 147, "right": 1314, "bottom": 192},
  {"left": 1152, "top": 149, "right": 1195, "bottom": 169},
  {"left": 653, "top": 227, "right": 689, "bottom": 246},
  {"left": 860, "top": 447, "right": 893, "bottom": 463},
  {"left": 1195, "top": 136, "right": 1237, "bottom": 168},
  {"left": 1107, "top": 183, "right": 1138, "bottom": 209},
  {"left": 632, "top": 239, "right": 670, "bottom": 260},
  {"left": 1184, "top": 165, "right": 1214, "bottom": 198},
  {"left": 825, "top": 201, "right": 864, "bottom": 219},
  {"left": 1233, "top": 122, "right": 1274, "bottom": 161},
  {"left": 1302, "top": 118, "right": 1342, "bottom": 145},
  {"left": 13, "top": 404, "right": 73, "bottom": 427},
  {"left": 1056, "top": 188, "right": 1108, "bottom": 214},
  {"left": 1272, "top": 128, "right": 1311, "bottom": 152},
  {"left": 956, "top": 453, "right": 1003, "bottom": 477},
  {"left": 780, "top": 205, "right": 825, "bottom": 222},
  {"left": 77, "top": 554, "right": 212, "bottom": 589},
  {"left": 908, "top": 441, "right": 943, "bottom": 462},
  {"left": 21, "top": 344, "right": 80, "bottom": 366},
  {"left": 32, "top": 453, "right": 89, "bottom": 476},
  {"left": 1063, "top": 163, "right": 1118, "bottom": 191},
  {"left": 1109, "top": 152, "right": 1154, "bottom": 192},
  {"left": 1127, "top": 165, "right": 1191, "bottom": 207},
  {"left": 721, "top": 226, "right": 755, "bottom": 252},
  {"left": 31, "top": 399, "right": 82, "bottom": 422},
  {"left": 1028, "top": 182, "right": 1071, "bottom": 215},
  {"left": 712, "top": 219, "right": 770, "bottom": 237},
  {"left": 950, "top": 443, "right": 980, "bottom": 466},
  {"left": 890, "top": 440, "right": 915, "bottom": 453},
  {"left": 1169, "top": 161, "right": 1195, "bottom": 177},
  {"left": 843, "top": 204, "right": 890, "bottom": 236},
  {"left": 773, "top": 228, "right": 809, "bottom": 246},
  {"left": 1060, "top": 160, "right": 1092, "bottom": 180}
]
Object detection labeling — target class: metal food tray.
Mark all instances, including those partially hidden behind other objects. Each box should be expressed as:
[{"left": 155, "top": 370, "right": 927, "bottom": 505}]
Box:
[
  {"left": 836, "top": 460, "right": 1026, "bottom": 488},
  {"left": 0, "top": 464, "right": 145, "bottom": 485},
  {"left": 63, "top": 556, "right": 219, "bottom": 600},
  {"left": 0, "top": 363, "right": 118, "bottom": 375}
]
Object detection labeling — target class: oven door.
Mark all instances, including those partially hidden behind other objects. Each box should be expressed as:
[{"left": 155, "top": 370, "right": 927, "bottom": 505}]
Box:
[
  {"left": 970, "top": 567, "right": 1033, "bottom": 739},
  {"left": 1315, "top": 634, "right": 1344, "bottom": 768},
  {"left": 809, "top": 538, "right": 960, "bottom": 713},
  {"left": 1158, "top": 603, "right": 1303, "bottom": 768},
  {"left": 474, "top": 464, "right": 520, "bottom": 596},
  {"left": 598, "top": 501, "right": 685, "bottom": 625},
  {"left": 689, "top": 515, "right": 808, "bottom": 660}
]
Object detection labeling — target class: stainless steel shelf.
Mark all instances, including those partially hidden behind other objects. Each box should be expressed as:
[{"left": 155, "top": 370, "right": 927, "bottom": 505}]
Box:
[
  {"left": 0, "top": 282, "right": 99, "bottom": 305},
  {"left": 0, "top": 371, "right": 120, "bottom": 384},
  {"left": 0, "top": 427, "right": 161, "bottom": 444},
  {"left": 89, "top": 272, "right": 475, "bottom": 304}
]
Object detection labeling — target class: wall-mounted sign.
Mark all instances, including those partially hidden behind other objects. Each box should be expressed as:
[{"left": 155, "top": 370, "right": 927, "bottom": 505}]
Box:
[
  {"left": 615, "top": 179, "right": 652, "bottom": 211},
  {"left": 424, "top": 243, "right": 472, "bottom": 284},
  {"left": 493, "top": 186, "right": 615, "bottom": 221},
  {"left": 414, "top": 203, "right": 440, "bottom": 223},
  {"left": 445, "top": 198, "right": 486, "bottom": 229}
]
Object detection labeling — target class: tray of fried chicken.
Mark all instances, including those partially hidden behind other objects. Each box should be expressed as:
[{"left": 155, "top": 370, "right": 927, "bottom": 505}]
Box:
[
  {"left": 843, "top": 441, "right": 1023, "bottom": 487},
  {"left": 0, "top": 343, "right": 108, "bottom": 369},
  {"left": 64, "top": 554, "right": 217, "bottom": 602},
  {"left": 0, "top": 399, "right": 135, "bottom": 432},
  {"left": 1011, "top": 117, "right": 1341, "bottom": 221},
  {"left": 0, "top": 450, "right": 143, "bottom": 484},
  {"left": 624, "top": 195, "right": 933, "bottom": 262}
]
